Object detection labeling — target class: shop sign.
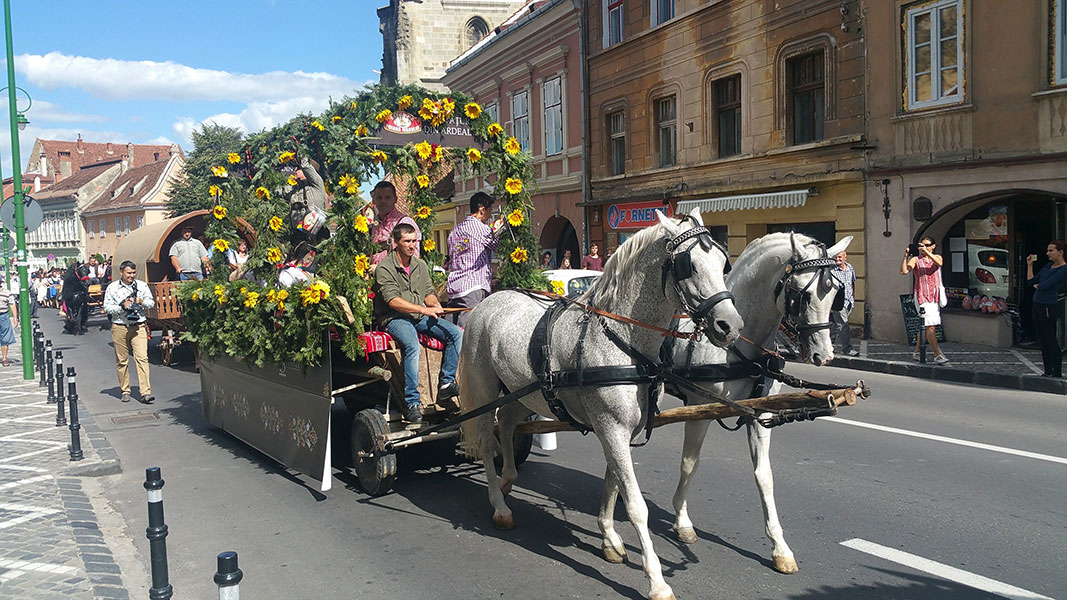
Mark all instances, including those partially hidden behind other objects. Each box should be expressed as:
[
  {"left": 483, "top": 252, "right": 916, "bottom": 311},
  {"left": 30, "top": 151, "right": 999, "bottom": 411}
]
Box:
[
  {"left": 606, "top": 201, "right": 673, "bottom": 230},
  {"left": 375, "top": 112, "right": 480, "bottom": 148}
]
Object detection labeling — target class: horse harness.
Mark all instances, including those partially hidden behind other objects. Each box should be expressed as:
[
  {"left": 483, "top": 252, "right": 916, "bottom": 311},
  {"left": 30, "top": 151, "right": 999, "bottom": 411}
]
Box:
[{"left": 772, "top": 249, "right": 845, "bottom": 334}]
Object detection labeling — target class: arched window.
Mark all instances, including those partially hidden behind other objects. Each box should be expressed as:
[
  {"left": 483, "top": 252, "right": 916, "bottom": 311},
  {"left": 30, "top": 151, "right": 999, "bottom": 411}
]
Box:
[{"left": 467, "top": 17, "right": 489, "bottom": 48}]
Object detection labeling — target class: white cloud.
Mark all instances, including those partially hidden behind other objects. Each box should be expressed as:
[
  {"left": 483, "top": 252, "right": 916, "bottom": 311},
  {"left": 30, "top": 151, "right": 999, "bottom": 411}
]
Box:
[
  {"left": 173, "top": 97, "right": 340, "bottom": 149},
  {"left": 15, "top": 52, "right": 369, "bottom": 103},
  {"left": 0, "top": 98, "right": 107, "bottom": 124}
]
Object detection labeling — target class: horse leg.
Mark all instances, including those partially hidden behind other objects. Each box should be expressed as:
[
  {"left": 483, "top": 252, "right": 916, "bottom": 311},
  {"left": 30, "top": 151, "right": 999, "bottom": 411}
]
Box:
[
  {"left": 598, "top": 427, "right": 675, "bottom": 600},
  {"left": 598, "top": 466, "right": 627, "bottom": 564},
  {"left": 746, "top": 417, "right": 797, "bottom": 574},
  {"left": 495, "top": 403, "right": 532, "bottom": 496},
  {"left": 671, "top": 419, "right": 712, "bottom": 544},
  {"left": 476, "top": 411, "right": 514, "bottom": 529}
]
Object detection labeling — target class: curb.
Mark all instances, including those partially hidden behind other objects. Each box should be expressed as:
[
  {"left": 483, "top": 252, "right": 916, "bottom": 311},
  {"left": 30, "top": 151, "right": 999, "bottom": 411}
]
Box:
[{"left": 827, "top": 356, "right": 1067, "bottom": 395}]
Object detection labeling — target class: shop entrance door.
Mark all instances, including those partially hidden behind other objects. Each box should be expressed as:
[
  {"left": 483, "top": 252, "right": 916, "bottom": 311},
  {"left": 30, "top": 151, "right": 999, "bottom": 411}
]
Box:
[{"left": 1011, "top": 197, "right": 1066, "bottom": 346}]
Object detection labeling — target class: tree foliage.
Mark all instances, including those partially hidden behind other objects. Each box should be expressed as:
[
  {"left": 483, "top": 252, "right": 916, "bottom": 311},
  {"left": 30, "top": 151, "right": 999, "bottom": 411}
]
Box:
[{"left": 166, "top": 124, "right": 246, "bottom": 217}]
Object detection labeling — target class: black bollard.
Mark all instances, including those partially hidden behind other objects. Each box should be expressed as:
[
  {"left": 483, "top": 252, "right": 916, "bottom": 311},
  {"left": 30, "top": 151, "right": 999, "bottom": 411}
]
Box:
[
  {"left": 214, "top": 551, "right": 243, "bottom": 600},
  {"left": 54, "top": 351, "right": 66, "bottom": 427},
  {"left": 66, "top": 367, "right": 83, "bottom": 462},
  {"left": 45, "top": 341, "right": 55, "bottom": 404},
  {"left": 144, "top": 467, "right": 174, "bottom": 600},
  {"left": 36, "top": 331, "right": 46, "bottom": 388}
]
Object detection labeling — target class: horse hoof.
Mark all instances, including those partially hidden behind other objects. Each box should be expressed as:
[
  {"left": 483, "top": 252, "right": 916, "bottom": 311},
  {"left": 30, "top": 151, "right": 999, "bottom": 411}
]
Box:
[
  {"left": 649, "top": 587, "right": 676, "bottom": 600},
  {"left": 493, "top": 513, "right": 514, "bottom": 530},
  {"left": 674, "top": 526, "right": 698, "bottom": 544},
  {"left": 602, "top": 545, "right": 626, "bottom": 564},
  {"left": 773, "top": 555, "right": 799, "bottom": 574}
]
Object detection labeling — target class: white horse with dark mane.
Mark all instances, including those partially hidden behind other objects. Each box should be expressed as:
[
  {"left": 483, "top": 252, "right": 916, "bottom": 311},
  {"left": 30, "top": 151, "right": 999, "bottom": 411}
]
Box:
[
  {"left": 597, "top": 232, "right": 851, "bottom": 575},
  {"left": 459, "top": 210, "right": 743, "bottom": 600}
]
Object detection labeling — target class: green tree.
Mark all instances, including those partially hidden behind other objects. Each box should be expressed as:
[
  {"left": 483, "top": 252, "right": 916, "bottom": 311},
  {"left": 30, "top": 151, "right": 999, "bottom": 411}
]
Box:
[{"left": 167, "top": 123, "right": 246, "bottom": 217}]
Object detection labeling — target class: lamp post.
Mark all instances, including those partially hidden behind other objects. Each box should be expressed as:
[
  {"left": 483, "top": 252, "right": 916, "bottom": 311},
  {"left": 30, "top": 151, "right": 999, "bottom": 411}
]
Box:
[{"left": 3, "top": 1, "right": 34, "bottom": 379}]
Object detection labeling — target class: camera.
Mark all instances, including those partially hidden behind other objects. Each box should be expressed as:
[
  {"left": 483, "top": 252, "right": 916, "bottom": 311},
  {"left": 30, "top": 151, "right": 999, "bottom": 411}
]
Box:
[
  {"left": 907, "top": 243, "right": 920, "bottom": 257},
  {"left": 123, "top": 291, "right": 142, "bottom": 322}
]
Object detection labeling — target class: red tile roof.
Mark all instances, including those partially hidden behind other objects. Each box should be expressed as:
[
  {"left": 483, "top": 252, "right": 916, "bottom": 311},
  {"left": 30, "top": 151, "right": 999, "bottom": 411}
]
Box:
[
  {"left": 82, "top": 157, "right": 176, "bottom": 215},
  {"left": 33, "top": 138, "right": 184, "bottom": 173},
  {"left": 32, "top": 162, "right": 118, "bottom": 200}
]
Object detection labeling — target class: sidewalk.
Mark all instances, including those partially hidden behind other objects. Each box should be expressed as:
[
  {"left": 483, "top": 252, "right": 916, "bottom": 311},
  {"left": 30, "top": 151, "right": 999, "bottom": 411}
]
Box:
[
  {"left": 0, "top": 327, "right": 135, "bottom": 599},
  {"left": 827, "top": 337, "right": 1067, "bottom": 394}
]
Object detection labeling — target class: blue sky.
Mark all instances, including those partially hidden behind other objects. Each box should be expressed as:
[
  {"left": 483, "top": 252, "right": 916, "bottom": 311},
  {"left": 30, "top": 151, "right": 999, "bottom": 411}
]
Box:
[{"left": 0, "top": 0, "right": 383, "bottom": 175}]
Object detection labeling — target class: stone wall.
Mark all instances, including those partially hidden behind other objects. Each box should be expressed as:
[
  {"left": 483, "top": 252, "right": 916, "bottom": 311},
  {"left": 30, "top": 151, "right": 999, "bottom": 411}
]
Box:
[{"left": 381, "top": 0, "right": 527, "bottom": 90}]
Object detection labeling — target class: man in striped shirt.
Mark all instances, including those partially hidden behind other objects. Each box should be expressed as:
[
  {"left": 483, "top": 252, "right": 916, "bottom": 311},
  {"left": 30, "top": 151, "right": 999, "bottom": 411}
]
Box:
[{"left": 445, "top": 192, "right": 498, "bottom": 327}]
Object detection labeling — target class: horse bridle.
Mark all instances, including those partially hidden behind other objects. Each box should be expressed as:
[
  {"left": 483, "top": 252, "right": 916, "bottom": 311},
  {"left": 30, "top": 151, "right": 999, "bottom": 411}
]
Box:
[
  {"left": 662, "top": 215, "right": 735, "bottom": 330},
  {"left": 772, "top": 252, "right": 844, "bottom": 334}
]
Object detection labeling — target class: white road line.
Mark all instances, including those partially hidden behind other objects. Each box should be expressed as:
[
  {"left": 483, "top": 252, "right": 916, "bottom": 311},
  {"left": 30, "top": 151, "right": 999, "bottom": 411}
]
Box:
[
  {"left": 0, "top": 569, "right": 27, "bottom": 583},
  {"left": 0, "top": 505, "right": 62, "bottom": 530},
  {"left": 1009, "top": 349, "right": 1044, "bottom": 375},
  {"left": 0, "top": 464, "right": 46, "bottom": 472},
  {"left": 0, "top": 411, "right": 57, "bottom": 423},
  {"left": 820, "top": 417, "right": 1067, "bottom": 465},
  {"left": 840, "top": 538, "right": 1057, "bottom": 600},
  {"left": 0, "top": 474, "right": 52, "bottom": 490},
  {"left": 0, "top": 502, "right": 62, "bottom": 512},
  {"left": 0, "top": 559, "right": 77, "bottom": 575},
  {"left": 0, "top": 426, "right": 65, "bottom": 440},
  {"left": 0, "top": 446, "right": 63, "bottom": 463}
]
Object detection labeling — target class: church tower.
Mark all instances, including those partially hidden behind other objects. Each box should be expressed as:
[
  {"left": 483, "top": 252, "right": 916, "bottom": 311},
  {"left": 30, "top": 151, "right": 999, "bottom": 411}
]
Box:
[{"left": 378, "top": 0, "right": 528, "bottom": 91}]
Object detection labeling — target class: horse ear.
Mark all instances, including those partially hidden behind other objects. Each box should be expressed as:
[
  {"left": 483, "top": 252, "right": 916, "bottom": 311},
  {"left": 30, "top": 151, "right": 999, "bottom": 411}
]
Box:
[
  {"left": 687, "top": 207, "right": 705, "bottom": 227},
  {"left": 656, "top": 209, "right": 679, "bottom": 235},
  {"left": 826, "top": 235, "right": 853, "bottom": 257},
  {"left": 789, "top": 231, "right": 803, "bottom": 259}
]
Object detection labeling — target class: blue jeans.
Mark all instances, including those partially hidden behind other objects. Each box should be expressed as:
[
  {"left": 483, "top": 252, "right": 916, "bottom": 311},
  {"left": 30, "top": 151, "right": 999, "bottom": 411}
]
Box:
[
  {"left": 385, "top": 316, "right": 463, "bottom": 409},
  {"left": 178, "top": 272, "right": 203, "bottom": 281}
]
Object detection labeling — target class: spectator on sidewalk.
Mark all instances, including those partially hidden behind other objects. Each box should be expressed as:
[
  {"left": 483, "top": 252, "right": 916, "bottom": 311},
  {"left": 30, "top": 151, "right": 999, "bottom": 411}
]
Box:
[
  {"left": 582, "top": 244, "right": 603, "bottom": 271},
  {"left": 830, "top": 250, "right": 858, "bottom": 356},
  {"left": 540, "top": 251, "right": 553, "bottom": 269},
  {"left": 558, "top": 249, "right": 572, "bottom": 269},
  {"left": 0, "top": 280, "right": 18, "bottom": 367},
  {"left": 104, "top": 260, "right": 155, "bottom": 404},
  {"left": 1026, "top": 240, "right": 1067, "bottom": 377},
  {"left": 445, "top": 192, "right": 498, "bottom": 327},
  {"left": 901, "top": 237, "right": 949, "bottom": 365}
]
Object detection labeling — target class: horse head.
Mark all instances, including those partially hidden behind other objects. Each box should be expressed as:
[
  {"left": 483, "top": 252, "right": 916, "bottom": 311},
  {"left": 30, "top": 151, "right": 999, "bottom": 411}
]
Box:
[
  {"left": 657, "top": 208, "right": 743, "bottom": 347},
  {"left": 778, "top": 233, "right": 853, "bottom": 365}
]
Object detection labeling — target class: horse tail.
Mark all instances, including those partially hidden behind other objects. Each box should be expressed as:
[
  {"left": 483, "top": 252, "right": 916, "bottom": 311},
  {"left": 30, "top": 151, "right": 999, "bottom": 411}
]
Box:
[{"left": 457, "top": 306, "right": 503, "bottom": 462}]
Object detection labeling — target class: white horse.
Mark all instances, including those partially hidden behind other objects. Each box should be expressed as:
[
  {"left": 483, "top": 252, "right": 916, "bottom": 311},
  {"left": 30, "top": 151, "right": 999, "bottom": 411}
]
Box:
[
  {"left": 597, "top": 232, "right": 851, "bottom": 574},
  {"left": 459, "top": 210, "right": 744, "bottom": 600}
]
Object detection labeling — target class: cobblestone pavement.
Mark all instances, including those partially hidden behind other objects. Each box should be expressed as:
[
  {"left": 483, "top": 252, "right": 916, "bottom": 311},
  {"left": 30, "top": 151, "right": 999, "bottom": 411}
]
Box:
[{"left": 0, "top": 332, "right": 132, "bottom": 599}]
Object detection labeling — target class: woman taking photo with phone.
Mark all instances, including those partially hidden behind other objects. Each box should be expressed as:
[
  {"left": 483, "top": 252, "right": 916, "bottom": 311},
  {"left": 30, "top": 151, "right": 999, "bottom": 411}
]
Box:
[
  {"left": 901, "top": 237, "right": 949, "bottom": 364},
  {"left": 1026, "top": 240, "right": 1067, "bottom": 377}
]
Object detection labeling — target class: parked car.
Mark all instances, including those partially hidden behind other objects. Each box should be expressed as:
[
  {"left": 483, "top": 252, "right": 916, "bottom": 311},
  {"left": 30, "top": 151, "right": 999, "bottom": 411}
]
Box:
[
  {"left": 544, "top": 268, "right": 602, "bottom": 298},
  {"left": 968, "top": 243, "right": 1009, "bottom": 298}
]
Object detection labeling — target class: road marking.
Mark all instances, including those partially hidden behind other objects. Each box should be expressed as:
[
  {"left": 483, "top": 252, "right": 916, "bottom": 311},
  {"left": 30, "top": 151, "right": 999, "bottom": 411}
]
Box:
[
  {"left": 0, "top": 446, "right": 63, "bottom": 463},
  {"left": 0, "top": 474, "right": 52, "bottom": 490},
  {"left": 820, "top": 417, "right": 1067, "bottom": 465},
  {"left": 0, "top": 504, "right": 62, "bottom": 530},
  {"left": 1008, "top": 349, "right": 1044, "bottom": 375},
  {"left": 0, "top": 464, "right": 46, "bottom": 472},
  {"left": 0, "top": 411, "right": 57, "bottom": 423},
  {"left": 0, "top": 426, "right": 64, "bottom": 440},
  {"left": 0, "top": 559, "right": 77, "bottom": 583},
  {"left": 840, "top": 538, "right": 1056, "bottom": 600}
]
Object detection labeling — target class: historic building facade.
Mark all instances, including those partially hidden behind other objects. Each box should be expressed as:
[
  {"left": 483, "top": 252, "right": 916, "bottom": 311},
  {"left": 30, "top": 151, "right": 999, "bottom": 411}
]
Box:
[
  {"left": 440, "top": 0, "right": 584, "bottom": 265},
  {"left": 378, "top": 0, "right": 528, "bottom": 91},
  {"left": 863, "top": 0, "right": 1067, "bottom": 347},
  {"left": 586, "top": 0, "right": 867, "bottom": 324}
]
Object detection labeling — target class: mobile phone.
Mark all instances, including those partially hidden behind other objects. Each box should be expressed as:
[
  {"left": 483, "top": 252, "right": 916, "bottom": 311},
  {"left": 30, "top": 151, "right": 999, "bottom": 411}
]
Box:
[{"left": 908, "top": 243, "right": 919, "bottom": 257}]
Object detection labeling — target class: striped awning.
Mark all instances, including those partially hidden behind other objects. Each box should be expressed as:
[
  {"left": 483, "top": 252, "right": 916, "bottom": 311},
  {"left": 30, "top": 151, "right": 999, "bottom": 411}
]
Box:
[{"left": 676, "top": 189, "right": 809, "bottom": 214}]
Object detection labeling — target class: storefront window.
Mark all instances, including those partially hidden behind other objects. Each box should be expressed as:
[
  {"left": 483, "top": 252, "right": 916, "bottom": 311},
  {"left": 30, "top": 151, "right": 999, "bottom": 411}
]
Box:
[
  {"left": 941, "top": 204, "right": 1009, "bottom": 310},
  {"left": 767, "top": 221, "right": 836, "bottom": 247}
]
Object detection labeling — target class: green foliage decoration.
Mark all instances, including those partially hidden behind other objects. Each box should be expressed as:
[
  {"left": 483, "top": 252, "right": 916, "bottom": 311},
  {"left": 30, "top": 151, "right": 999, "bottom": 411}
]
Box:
[{"left": 173, "top": 83, "right": 545, "bottom": 366}]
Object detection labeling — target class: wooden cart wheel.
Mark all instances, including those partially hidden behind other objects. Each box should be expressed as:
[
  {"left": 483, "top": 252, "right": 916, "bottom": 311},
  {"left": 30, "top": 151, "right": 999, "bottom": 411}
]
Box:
[
  {"left": 494, "top": 415, "right": 535, "bottom": 470},
  {"left": 351, "top": 409, "right": 397, "bottom": 496}
]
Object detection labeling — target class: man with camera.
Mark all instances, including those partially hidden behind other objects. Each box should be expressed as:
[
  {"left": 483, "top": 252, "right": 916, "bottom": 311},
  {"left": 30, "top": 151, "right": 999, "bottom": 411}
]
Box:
[{"left": 103, "top": 260, "right": 155, "bottom": 404}]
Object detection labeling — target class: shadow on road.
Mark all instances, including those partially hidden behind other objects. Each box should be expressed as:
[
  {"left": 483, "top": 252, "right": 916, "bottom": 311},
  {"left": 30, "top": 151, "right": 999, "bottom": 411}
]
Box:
[{"left": 784, "top": 566, "right": 1003, "bottom": 599}]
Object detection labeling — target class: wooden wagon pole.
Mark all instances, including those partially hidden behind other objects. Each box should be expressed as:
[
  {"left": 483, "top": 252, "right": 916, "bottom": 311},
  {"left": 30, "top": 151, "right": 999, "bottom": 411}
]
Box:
[{"left": 512, "top": 383, "right": 868, "bottom": 436}]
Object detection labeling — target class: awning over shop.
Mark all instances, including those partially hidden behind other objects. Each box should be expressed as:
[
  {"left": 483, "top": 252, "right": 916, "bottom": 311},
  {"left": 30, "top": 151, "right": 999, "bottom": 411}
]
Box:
[{"left": 677, "top": 189, "right": 809, "bottom": 213}]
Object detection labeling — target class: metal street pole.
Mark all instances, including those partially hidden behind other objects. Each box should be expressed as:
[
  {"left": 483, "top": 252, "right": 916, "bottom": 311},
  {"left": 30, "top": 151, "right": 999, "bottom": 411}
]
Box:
[
  {"left": 0, "top": 149, "right": 9, "bottom": 290},
  {"left": 3, "top": 0, "right": 33, "bottom": 379}
]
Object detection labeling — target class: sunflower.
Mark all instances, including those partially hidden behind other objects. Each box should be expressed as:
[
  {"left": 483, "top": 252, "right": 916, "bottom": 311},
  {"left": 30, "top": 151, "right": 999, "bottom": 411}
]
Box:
[
  {"left": 226, "top": 152, "right": 241, "bottom": 164},
  {"left": 208, "top": 184, "right": 221, "bottom": 197},
  {"left": 414, "top": 141, "right": 432, "bottom": 160},
  {"left": 267, "top": 247, "right": 282, "bottom": 263},
  {"left": 287, "top": 174, "right": 298, "bottom": 186},
  {"left": 255, "top": 187, "right": 271, "bottom": 200},
  {"left": 279, "top": 151, "right": 295, "bottom": 163},
  {"left": 211, "top": 165, "right": 228, "bottom": 177},
  {"left": 355, "top": 125, "right": 368, "bottom": 137},
  {"left": 506, "top": 209, "right": 524, "bottom": 226},
  {"left": 191, "top": 289, "right": 201, "bottom": 302},
  {"left": 354, "top": 214, "right": 370, "bottom": 233},
  {"left": 310, "top": 120, "right": 325, "bottom": 131},
  {"left": 510, "top": 247, "right": 529, "bottom": 264},
  {"left": 331, "top": 115, "right": 342, "bottom": 123},
  {"left": 467, "top": 148, "right": 481, "bottom": 163},
  {"left": 550, "top": 280, "right": 566, "bottom": 296},
  {"left": 371, "top": 150, "right": 388, "bottom": 164},
  {"left": 339, "top": 174, "right": 359, "bottom": 194},
  {"left": 354, "top": 254, "right": 370, "bottom": 277},
  {"left": 269, "top": 216, "right": 283, "bottom": 232},
  {"left": 244, "top": 292, "right": 260, "bottom": 308},
  {"left": 416, "top": 205, "right": 432, "bottom": 218},
  {"left": 423, "top": 238, "right": 436, "bottom": 252},
  {"left": 505, "top": 178, "right": 523, "bottom": 195},
  {"left": 375, "top": 109, "right": 392, "bottom": 123},
  {"left": 416, "top": 175, "right": 430, "bottom": 189},
  {"left": 487, "top": 123, "right": 503, "bottom": 137},
  {"left": 213, "top": 239, "right": 230, "bottom": 253},
  {"left": 212, "top": 205, "right": 227, "bottom": 220},
  {"left": 504, "top": 137, "right": 521, "bottom": 155},
  {"left": 300, "top": 280, "right": 331, "bottom": 306},
  {"left": 398, "top": 95, "right": 413, "bottom": 110},
  {"left": 464, "top": 102, "right": 482, "bottom": 119},
  {"left": 432, "top": 145, "right": 443, "bottom": 162}
]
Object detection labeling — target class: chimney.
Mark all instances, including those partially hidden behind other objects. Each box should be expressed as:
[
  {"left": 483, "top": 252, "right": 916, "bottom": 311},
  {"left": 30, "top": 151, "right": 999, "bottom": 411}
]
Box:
[
  {"left": 76, "top": 133, "right": 83, "bottom": 153},
  {"left": 39, "top": 148, "right": 48, "bottom": 177},
  {"left": 106, "top": 142, "right": 113, "bottom": 154},
  {"left": 34, "top": 176, "right": 40, "bottom": 192},
  {"left": 169, "top": 143, "right": 179, "bottom": 157},
  {"left": 127, "top": 142, "right": 134, "bottom": 166}
]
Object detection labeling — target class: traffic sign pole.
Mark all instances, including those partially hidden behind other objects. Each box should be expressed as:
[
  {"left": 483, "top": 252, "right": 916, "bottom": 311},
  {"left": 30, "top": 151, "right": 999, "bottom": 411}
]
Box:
[{"left": 4, "top": 0, "right": 33, "bottom": 379}]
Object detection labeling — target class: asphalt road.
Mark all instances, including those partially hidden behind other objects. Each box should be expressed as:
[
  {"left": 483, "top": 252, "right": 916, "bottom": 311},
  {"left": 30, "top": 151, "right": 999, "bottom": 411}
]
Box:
[{"left": 39, "top": 311, "right": 1066, "bottom": 600}]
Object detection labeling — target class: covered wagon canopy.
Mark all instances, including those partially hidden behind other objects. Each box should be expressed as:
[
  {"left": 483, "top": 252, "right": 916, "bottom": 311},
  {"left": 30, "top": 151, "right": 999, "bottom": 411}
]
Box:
[{"left": 113, "top": 209, "right": 256, "bottom": 283}]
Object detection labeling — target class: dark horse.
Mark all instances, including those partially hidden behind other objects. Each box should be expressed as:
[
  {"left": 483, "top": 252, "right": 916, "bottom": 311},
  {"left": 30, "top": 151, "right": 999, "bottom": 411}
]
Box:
[{"left": 61, "top": 263, "right": 90, "bottom": 335}]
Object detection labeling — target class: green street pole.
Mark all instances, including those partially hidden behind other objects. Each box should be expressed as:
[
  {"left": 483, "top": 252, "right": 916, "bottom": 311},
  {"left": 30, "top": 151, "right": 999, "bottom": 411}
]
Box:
[
  {"left": 0, "top": 150, "right": 9, "bottom": 290},
  {"left": 3, "top": 0, "right": 33, "bottom": 379}
]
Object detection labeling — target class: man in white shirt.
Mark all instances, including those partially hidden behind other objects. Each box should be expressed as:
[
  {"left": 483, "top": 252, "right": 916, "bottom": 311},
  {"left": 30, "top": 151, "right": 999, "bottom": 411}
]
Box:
[
  {"left": 169, "top": 225, "right": 209, "bottom": 280},
  {"left": 103, "top": 260, "right": 155, "bottom": 404}
]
